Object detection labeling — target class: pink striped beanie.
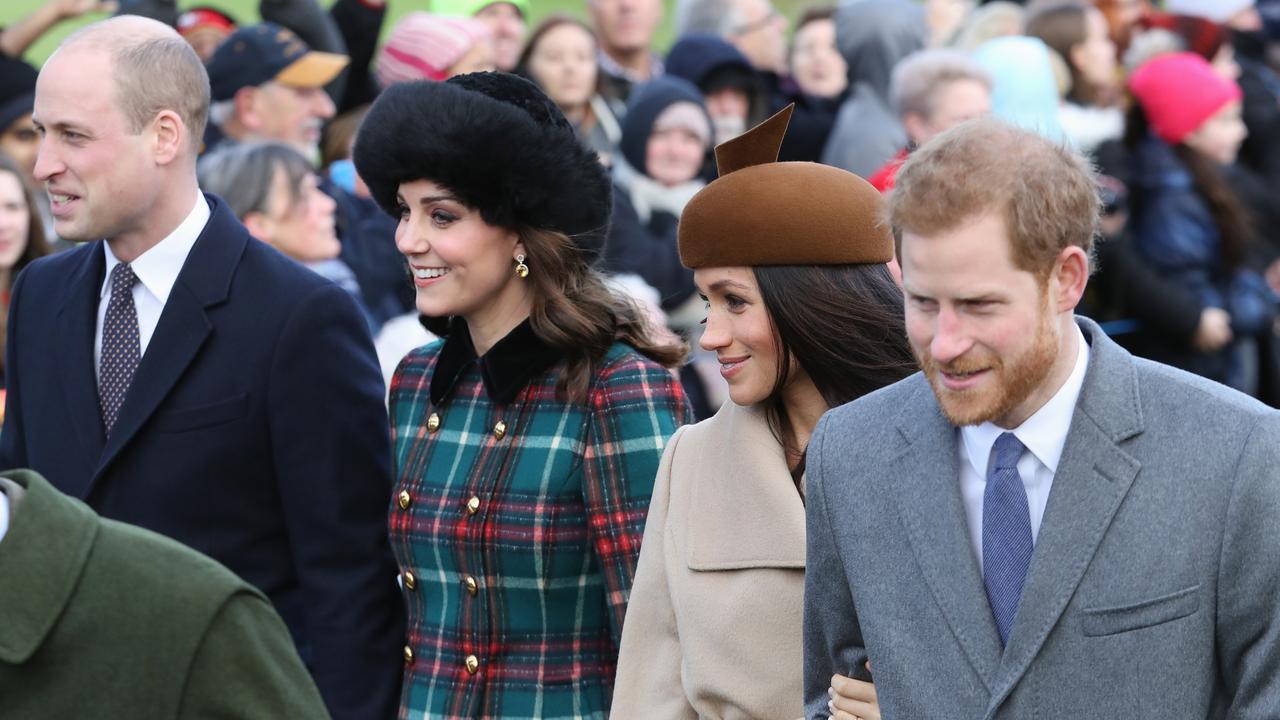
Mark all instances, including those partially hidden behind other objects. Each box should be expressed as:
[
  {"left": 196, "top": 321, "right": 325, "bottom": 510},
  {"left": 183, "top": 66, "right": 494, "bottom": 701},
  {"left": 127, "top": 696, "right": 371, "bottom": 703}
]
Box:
[{"left": 376, "top": 12, "right": 491, "bottom": 87}]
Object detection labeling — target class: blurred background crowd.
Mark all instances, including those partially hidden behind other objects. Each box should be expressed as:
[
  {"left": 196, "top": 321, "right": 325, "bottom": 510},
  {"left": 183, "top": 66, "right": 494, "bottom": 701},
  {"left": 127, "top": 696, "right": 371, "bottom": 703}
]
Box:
[{"left": 3, "top": 0, "right": 1280, "bottom": 414}]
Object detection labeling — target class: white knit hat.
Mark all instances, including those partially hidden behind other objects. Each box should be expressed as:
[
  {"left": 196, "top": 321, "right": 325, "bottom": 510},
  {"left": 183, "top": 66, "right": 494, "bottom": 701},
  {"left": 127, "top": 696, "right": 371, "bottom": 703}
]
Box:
[{"left": 1164, "top": 0, "right": 1255, "bottom": 24}]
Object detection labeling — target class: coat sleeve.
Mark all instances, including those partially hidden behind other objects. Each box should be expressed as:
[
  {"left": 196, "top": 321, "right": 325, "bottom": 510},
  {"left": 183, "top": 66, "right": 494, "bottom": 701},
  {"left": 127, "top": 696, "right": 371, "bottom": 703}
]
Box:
[
  {"left": 610, "top": 426, "right": 698, "bottom": 720},
  {"left": 268, "top": 282, "right": 404, "bottom": 720},
  {"left": 179, "top": 590, "right": 332, "bottom": 719},
  {"left": 1216, "top": 412, "right": 1280, "bottom": 716},
  {"left": 581, "top": 355, "right": 692, "bottom": 644},
  {"left": 803, "top": 412, "right": 868, "bottom": 720},
  {"left": 1132, "top": 185, "right": 1224, "bottom": 310}
]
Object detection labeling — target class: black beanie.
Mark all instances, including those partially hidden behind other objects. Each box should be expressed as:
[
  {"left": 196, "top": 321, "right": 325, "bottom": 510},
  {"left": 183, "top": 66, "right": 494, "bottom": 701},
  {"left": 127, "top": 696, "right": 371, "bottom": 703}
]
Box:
[
  {"left": 0, "top": 55, "right": 37, "bottom": 135},
  {"left": 619, "top": 75, "right": 712, "bottom": 176},
  {"left": 353, "top": 72, "right": 613, "bottom": 262}
]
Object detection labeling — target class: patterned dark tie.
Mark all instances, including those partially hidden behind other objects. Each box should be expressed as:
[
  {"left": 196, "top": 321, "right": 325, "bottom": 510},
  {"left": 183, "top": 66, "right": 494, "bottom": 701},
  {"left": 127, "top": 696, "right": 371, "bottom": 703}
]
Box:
[
  {"left": 99, "top": 262, "right": 140, "bottom": 436},
  {"left": 983, "top": 432, "right": 1033, "bottom": 647}
]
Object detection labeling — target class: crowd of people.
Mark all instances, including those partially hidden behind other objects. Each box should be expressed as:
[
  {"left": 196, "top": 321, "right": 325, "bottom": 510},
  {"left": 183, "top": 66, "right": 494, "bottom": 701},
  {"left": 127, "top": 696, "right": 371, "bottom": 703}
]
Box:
[{"left": 1, "top": 0, "right": 1280, "bottom": 718}]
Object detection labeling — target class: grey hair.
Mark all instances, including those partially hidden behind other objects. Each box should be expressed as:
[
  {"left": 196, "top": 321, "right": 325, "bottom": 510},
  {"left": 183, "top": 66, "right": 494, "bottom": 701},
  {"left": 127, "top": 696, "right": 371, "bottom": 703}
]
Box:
[
  {"left": 890, "top": 48, "right": 993, "bottom": 119},
  {"left": 197, "top": 142, "right": 314, "bottom": 220},
  {"left": 61, "top": 18, "right": 209, "bottom": 156},
  {"left": 1123, "top": 28, "right": 1185, "bottom": 74},
  {"left": 675, "top": 0, "right": 745, "bottom": 36}
]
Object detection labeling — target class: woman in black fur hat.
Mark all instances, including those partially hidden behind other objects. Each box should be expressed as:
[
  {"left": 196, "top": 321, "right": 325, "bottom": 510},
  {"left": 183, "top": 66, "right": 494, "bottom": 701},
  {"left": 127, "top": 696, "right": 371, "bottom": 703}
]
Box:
[{"left": 353, "top": 72, "right": 692, "bottom": 718}]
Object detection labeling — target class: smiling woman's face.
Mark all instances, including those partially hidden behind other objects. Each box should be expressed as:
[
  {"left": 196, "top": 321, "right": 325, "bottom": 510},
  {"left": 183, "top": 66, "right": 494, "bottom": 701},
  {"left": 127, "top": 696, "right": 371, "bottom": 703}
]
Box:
[
  {"left": 694, "top": 266, "right": 782, "bottom": 407},
  {"left": 394, "top": 178, "right": 528, "bottom": 324}
]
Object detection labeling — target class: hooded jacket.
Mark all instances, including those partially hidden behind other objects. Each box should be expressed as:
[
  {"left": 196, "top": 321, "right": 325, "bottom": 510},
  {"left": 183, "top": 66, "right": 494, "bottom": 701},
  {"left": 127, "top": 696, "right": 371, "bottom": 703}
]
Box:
[
  {"left": 1130, "top": 133, "right": 1278, "bottom": 387},
  {"left": 604, "top": 77, "right": 709, "bottom": 313},
  {"left": 820, "top": 0, "right": 926, "bottom": 177}
]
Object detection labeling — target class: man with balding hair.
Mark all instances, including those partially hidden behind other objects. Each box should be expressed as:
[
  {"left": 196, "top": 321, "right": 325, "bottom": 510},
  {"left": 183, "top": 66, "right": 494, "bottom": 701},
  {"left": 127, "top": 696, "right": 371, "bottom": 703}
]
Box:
[{"left": 0, "top": 17, "right": 404, "bottom": 720}]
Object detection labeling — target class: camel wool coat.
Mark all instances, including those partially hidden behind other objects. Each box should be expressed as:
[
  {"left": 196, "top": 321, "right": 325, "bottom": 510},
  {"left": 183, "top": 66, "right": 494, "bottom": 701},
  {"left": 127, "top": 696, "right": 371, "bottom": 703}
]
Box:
[{"left": 613, "top": 401, "right": 806, "bottom": 719}]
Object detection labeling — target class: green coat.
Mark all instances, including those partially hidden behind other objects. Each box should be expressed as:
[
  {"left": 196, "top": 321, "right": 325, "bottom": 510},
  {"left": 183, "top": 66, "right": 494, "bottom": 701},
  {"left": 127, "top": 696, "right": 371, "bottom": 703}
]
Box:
[{"left": 0, "top": 470, "right": 331, "bottom": 719}]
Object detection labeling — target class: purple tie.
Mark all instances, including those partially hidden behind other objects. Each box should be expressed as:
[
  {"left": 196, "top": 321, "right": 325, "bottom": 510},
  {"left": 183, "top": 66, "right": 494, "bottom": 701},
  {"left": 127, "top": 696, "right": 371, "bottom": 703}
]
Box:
[
  {"left": 983, "top": 432, "right": 1033, "bottom": 647},
  {"left": 99, "top": 262, "right": 140, "bottom": 436}
]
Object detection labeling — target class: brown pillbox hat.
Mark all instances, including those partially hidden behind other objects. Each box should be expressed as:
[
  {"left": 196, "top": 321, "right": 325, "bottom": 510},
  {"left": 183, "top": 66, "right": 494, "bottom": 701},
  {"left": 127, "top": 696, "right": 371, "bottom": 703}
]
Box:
[{"left": 677, "top": 105, "right": 893, "bottom": 268}]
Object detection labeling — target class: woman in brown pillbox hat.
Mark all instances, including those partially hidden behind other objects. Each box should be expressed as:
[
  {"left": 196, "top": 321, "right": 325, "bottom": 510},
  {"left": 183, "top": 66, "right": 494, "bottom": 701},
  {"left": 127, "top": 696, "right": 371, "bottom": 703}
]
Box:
[{"left": 612, "top": 105, "right": 917, "bottom": 719}]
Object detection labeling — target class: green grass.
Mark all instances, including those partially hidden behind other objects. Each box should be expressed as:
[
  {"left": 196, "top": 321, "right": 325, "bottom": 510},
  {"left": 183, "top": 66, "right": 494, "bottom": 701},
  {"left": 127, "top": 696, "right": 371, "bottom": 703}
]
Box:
[{"left": 3, "top": 0, "right": 815, "bottom": 67}]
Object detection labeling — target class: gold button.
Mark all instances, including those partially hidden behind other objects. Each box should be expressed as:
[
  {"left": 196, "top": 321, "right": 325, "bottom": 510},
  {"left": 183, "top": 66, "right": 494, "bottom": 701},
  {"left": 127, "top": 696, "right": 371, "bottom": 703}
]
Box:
[
  {"left": 493, "top": 420, "right": 507, "bottom": 439},
  {"left": 397, "top": 491, "right": 412, "bottom": 510},
  {"left": 403, "top": 645, "right": 414, "bottom": 664},
  {"left": 403, "top": 571, "right": 416, "bottom": 591},
  {"left": 465, "top": 655, "right": 480, "bottom": 674},
  {"left": 465, "top": 496, "right": 480, "bottom": 515},
  {"left": 427, "top": 412, "right": 441, "bottom": 432},
  {"left": 463, "top": 575, "right": 478, "bottom": 596}
]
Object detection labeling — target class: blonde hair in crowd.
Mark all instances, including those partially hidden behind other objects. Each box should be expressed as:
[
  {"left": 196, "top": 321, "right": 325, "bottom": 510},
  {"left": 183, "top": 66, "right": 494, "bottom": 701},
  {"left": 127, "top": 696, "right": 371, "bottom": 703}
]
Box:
[{"left": 888, "top": 117, "right": 1100, "bottom": 278}]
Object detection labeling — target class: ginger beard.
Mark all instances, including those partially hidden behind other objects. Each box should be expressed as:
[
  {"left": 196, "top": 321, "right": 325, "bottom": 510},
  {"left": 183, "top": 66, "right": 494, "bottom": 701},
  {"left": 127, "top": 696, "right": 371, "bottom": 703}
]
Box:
[{"left": 915, "top": 288, "right": 1059, "bottom": 427}]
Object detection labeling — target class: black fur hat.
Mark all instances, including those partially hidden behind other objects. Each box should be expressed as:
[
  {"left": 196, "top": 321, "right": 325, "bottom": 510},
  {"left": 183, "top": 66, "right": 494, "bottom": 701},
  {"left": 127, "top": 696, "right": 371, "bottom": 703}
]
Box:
[{"left": 353, "top": 72, "right": 612, "bottom": 261}]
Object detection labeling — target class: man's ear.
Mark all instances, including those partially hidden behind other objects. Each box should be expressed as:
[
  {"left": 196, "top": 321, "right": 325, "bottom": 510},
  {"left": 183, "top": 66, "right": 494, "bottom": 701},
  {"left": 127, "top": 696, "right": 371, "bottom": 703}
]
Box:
[
  {"left": 151, "top": 110, "right": 184, "bottom": 166},
  {"left": 902, "top": 112, "right": 930, "bottom": 147},
  {"left": 1052, "top": 245, "right": 1090, "bottom": 313},
  {"left": 234, "top": 86, "right": 261, "bottom": 131}
]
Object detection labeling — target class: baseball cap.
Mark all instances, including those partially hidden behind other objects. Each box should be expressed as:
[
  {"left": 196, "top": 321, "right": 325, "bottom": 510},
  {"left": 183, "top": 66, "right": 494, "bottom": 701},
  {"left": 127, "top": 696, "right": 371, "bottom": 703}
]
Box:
[
  {"left": 206, "top": 22, "right": 350, "bottom": 102},
  {"left": 176, "top": 6, "right": 237, "bottom": 37}
]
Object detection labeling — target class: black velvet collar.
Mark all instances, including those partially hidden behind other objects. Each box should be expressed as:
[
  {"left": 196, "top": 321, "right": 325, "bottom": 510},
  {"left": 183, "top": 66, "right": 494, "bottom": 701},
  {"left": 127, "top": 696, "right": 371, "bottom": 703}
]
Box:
[{"left": 429, "top": 318, "right": 562, "bottom": 406}]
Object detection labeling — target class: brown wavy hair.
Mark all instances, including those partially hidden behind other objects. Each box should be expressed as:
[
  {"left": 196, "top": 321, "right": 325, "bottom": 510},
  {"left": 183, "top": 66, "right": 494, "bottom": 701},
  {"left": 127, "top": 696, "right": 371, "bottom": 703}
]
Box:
[
  {"left": 421, "top": 227, "right": 686, "bottom": 403},
  {"left": 0, "top": 152, "right": 52, "bottom": 377}
]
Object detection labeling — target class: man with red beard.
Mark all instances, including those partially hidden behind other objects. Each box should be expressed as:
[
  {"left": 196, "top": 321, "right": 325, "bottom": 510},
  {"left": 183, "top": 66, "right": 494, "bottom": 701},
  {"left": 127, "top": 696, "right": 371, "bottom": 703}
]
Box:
[{"left": 803, "top": 118, "right": 1280, "bottom": 719}]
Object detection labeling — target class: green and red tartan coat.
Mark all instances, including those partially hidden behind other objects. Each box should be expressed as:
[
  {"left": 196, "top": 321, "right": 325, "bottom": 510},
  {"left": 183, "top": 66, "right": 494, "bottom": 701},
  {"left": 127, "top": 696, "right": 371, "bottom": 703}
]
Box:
[{"left": 388, "top": 320, "right": 692, "bottom": 719}]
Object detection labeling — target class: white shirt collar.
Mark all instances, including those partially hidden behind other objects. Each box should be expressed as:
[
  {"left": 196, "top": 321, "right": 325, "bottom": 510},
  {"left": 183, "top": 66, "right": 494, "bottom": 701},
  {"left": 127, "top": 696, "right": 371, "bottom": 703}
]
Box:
[
  {"left": 101, "top": 191, "right": 210, "bottom": 304},
  {"left": 960, "top": 323, "right": 1091, "bottom": 478}
]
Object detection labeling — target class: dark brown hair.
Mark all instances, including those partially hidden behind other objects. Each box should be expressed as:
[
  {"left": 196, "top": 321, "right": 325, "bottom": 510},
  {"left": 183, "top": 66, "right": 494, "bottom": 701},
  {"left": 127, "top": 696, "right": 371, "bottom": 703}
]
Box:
[
  {"left": 516, "top": 14, "right": 604, "bottom": 98},
  {"left": 0, "top": 152, "right": 49, "bottom": 282},
  {"left": 422, "top": 227, "right": 686, "bottom": 403},
  {"left": 794, "top": 5, "right": 836, "bottom": 34},
  {"left": 321, "top": 104, "right": 370, "bottom": 170},
  {"left": 1125, "top": 103, "right": 1252, "bottom": 269},
  {"left": 1027, "top": 4, "right": 1110, "bottom": 106},
  {"left": 753, "top": 262, "right": 916, "bottom": 486},
  {"left": 0, "top": 152, "right": 51, "bottom": 375}
]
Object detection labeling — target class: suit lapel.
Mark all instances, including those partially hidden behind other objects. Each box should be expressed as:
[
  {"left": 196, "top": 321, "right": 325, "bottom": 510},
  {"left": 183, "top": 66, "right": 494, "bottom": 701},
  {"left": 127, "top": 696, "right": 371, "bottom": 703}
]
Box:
[
  {"left": 892, "top": 388, "right": 1003, "bottom": 691},
  {"left": 984, "top": 320, "right": 1145, "bottom": 715},
  {"left": 88, "top": 197, "right": 245, "bottom": 492},
  {"left": 54, "top": 243, "right": 107, "bottom": 497}
]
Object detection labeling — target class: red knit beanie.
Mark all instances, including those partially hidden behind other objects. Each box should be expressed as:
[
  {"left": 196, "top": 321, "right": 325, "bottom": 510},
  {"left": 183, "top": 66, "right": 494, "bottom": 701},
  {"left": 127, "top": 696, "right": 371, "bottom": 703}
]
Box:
[{"left": 1128, "top": 52, "right": 1241, "bottom": 145}]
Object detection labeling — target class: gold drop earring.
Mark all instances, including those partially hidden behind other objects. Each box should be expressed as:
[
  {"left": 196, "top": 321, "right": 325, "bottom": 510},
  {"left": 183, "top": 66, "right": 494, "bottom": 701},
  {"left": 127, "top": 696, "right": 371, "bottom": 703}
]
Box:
[{"left": 515, "top": 254, "right": 529, "bottom": 278}]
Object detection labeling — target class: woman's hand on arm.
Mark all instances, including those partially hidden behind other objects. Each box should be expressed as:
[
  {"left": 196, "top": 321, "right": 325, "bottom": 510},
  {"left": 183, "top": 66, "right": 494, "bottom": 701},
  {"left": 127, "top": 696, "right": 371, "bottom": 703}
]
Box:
[{"left": 828, "top": 666, "right": 879, "bottom": 720}]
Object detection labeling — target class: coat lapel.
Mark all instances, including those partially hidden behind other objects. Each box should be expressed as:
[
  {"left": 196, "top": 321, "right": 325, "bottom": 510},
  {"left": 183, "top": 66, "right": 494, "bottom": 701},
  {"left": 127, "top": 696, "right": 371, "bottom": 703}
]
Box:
[
  {"left": 686, "top": 402, "right": 806, "bottom": 570},
  {"left": 53, "top": 243, "right": 107, "bottom": 497},
  {"left": 984, "top": 320, "right": 1145, "bottom": 716},
  {"left": 88, "top": 197, "right": 245, "bottom": 492},
  {"left": 891, "top": 382, "right": 1003, "bottom": 691},
  {"left": 0, "top": 471, "right": 98, "bottom": 664}
]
